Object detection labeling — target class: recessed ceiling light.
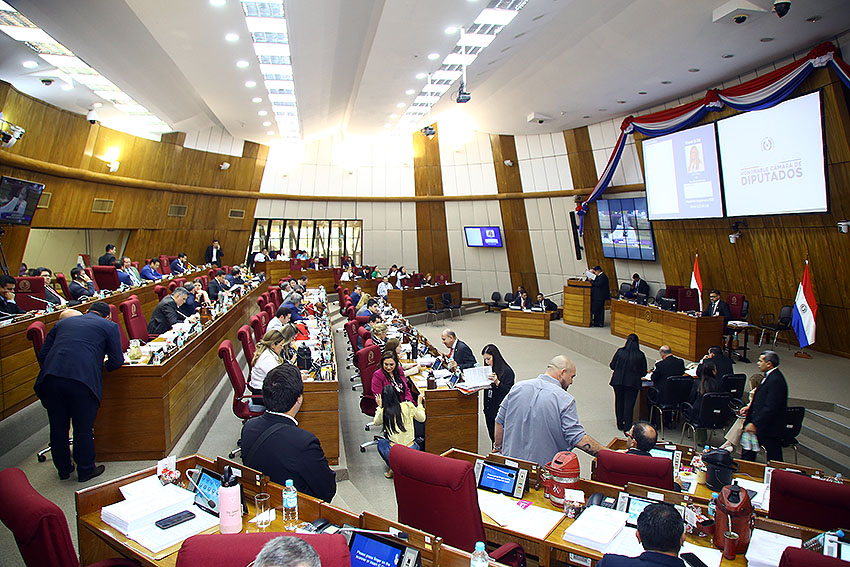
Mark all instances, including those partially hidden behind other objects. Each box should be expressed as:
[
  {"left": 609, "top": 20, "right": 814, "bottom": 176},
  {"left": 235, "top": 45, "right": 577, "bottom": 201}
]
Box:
[
  {"left": 267, "top": 131, "right": 275, "bottom": 135},
  {"left": 759, "top": 37, "right": 774, "bottom": 43},
  {"left": 638, "top": 91, "right": 647, "bottom": 95},
  {"left": 262, "top": 121, "right": 272, "bottom": 126},
  {"left": 582, "top": 115, "right": 591, "bottom": 119},
  {"left": 405, "top": 89, "right": 415, "bottom": 95},
  {"left": 427, "top": 52, "right": 440, "bottom": 60},
  {"left": 252, "top": 97, "right": 262, "bottom": 103},
  {"left": 661, "top": 80, "right": 672, "bottom": 84},
  {"left": 61, "top": 84, "right": 73, "bottom": 91},
  {"left": 415, "top": 72, "right": 427, "bottom": 80},
  {"left": 245, "top": 80, "right": 256, "bottom": 88},
  {"left": 688, "top": 68, "right": 700, "bottom": 72},
  {"left": 598, "top": 108, "right": 608, "bottom": 112},
  {"left": 22, "top": 60, "right": 38, "bottom": 68},
  {"left": 258, "top": 110, "right": 268, "bottom": 116},
  {"left": 721, "top": 53, "right": 734, "bottom": 59},
  {"left": 617, "top": 100, "right": 627, "bottom": 104},
  {"left": 209, "top": 0, "right": 226, "bottom": 6},
  {"left": 390, "top": 113, "right": 398, "bottom": 119},
  {"left": 236, "top": 60, "right": 249, "bottom": 68},
  {"left": 806, "top": 15, "right": 821, "bottom": 23},
  {"left": 92, "top": 102, "right": 103, "bottom": 108},
  {"left": 514, "top": 32, "right": 526, "bottom": 39},
  {"left": 444, "top": 26, "right": 458, "bottom": 34},
  {"left": 225, "top": 33, "right": 239, "bottom": 42},
  {"left": 384, "top": 123, "right": 391, "bottom": 128},
  {"left": 396, "top": 102, "right": 406, "bottom": 108}
]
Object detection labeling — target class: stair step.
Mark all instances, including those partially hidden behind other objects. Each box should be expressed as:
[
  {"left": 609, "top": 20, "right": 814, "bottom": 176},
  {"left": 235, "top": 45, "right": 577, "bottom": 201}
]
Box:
[
  {"left": 800, "top": 423, "right": 850, "bottom": 455},
  {"left": 797, "top": 434, "right": 850, "bottom": 477},
  {"left": 834, "top": 404, "right": 850, "bottom": 421},
  {"left": 806, "top": 409, "right": 850, "bottom": 437}
]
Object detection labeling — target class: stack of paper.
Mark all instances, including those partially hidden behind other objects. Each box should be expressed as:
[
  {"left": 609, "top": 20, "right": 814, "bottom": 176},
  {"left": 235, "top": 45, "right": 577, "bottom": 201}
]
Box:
[
  {"left": 459, "top": 367, "right": 495, "bottom": 391},
  {"left": 101, "top": 483, "right": 194, "bottom": 535},
  {"left": 417, "top": 355, "right": 436, "bottom": 366},
  {"left": 477, "top": 490, "right": 564, "bottom": 539},
  {"left": 562, "top": 505, "right": 629, "bottom": 552},
  {"left": 735, "top": 479, "right": 769, "bottom": 510},
  {"left": 127, "top": 510, "right": 219, "bottom": 553},
  {"left": 745, "top": 529, "right": 801, "bottom": 567}
]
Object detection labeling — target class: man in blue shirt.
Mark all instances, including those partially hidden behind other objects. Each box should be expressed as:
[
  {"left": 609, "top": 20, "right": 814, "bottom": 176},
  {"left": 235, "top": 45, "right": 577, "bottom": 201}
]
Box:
[
  {"left": 114, "top": 260, "right": 133, "bottom": 286},
  {"left": 282, "top": 293, "right": 304, "bottom": 322},
  {"left": 140, "top": 258, "right": 163, "bottom": 281}
]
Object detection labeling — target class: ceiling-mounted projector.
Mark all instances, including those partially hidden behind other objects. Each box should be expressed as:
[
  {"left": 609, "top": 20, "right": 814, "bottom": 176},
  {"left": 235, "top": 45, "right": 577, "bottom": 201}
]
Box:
[{"left": 456, "top": 82, "right": 471, "bottom": 103}]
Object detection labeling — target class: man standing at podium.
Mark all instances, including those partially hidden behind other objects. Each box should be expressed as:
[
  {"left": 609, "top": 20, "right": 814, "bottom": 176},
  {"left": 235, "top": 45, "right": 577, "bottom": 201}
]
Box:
[{"left": 590, "top": 266, "right": 610, "bottom": 327}]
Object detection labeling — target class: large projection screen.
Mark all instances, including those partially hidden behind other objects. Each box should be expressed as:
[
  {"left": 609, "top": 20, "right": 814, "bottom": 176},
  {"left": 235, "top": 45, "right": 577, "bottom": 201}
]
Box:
[{"left": 717, "top": 91, "right": 827, "bottom": 217}]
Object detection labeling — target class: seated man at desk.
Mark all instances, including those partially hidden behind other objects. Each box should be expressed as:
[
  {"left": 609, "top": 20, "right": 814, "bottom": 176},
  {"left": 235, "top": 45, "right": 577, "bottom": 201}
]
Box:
[
  {"left": 170, "top": 252, "right": 188, "bottom": 274},
  {"left": 440, "top": 328, "right": 476, "bottom": 370},
  {"left": 253, "top": 537, "right": 321, "bottom": 567},
  {"left": 598, "top": 503, "right": 686, "bottom": 567},
  {"left": 69, "top": 267, "right": 97, "bottom": 300},
  {"left": 140, "top": 258, "right": 163, "bottom": 281},
  {"left": 696, "top": 346, "right": 732, "bottom": 381},
  {"left": 350, "top": 284, "right": 362, "bottom": 307},
  {"left": 650, "top": 345, "right": 685, "bottom": 389},
  {"left": 225, "top": 266, "right": 245, "bottom": 287},
  {"left": 0, "top": 274, "right": 23, "bottom": 315},
  {"left": 702, "top": 289, "right": 731, "bottom": 324},
  {"left": 267, "top": 305, "right": 292, "bottom": 333},
  {"left": 207, "top": 269, "right": 231, "bottom": 302},
  {"left": 148, "top": 287, "right": 198, "bottom": 334},
  {"left": 623, "top": 273, "right": 650, "bottom": 299},
  {"left": 39, "top": 267, "right": 66, "bottom": 305},
  {"left": 121, "top": 256, "right": 142, "bottom": 285},
  {"left": 114, "top": 260, "right": 134, "bottom": 287},
  {"left": 494, "top": 355, "right": 606, "bottom": 465},
  {"left": 516, "top": 290, "right": 532, "bottom": 309},
  {"left": 376, "top": 276, "right": 391, "bottom": 299},
  {"left": 624, "top": 421, "right": 657, "bottom": 456},
  {"left": 282, "top": 293, "right": 305, "bottom": 322},
  {"left": 241, "top": 364, "right": 337, "bottom": 502}
]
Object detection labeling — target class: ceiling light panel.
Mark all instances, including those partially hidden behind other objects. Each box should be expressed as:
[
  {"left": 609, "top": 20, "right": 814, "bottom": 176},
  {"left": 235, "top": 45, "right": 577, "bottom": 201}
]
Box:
[
  {"left": 443, "top": 53, "right": 477, "bottom": 66},
  {"left": 241, "top": 0, "right": 299, "bottom": 139},
  {"left": 474, "top": 8, "right": 518, "bottom": 26},
  {"left": 0, "top": 3, "right": 170, "bottom": 138}
]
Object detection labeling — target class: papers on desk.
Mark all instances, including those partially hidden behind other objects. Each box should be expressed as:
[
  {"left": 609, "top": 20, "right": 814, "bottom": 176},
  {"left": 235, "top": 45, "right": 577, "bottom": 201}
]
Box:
[
  {"left": 734, "top": 478, "right": 769, "bottom": 510},
  {"left": 432, "top": 368, "right": 451, "bottom": 380},
  {"left": 127, "top": 507, "right": 218, "bottom": 553},
  {"left": 745, "top": 529, "right": 801, "bottom": 567},
  {"left": 417, "top": 355, "right": 436, "bottom": 367},
  {"left": 562, "top": 505, "right": 629, "bottom": 552},
  {"left": 477, "top": 490, "right": 563, "bottom": 540},
  {"left": 600, "top": 527, "right": 723, "bottom": 567},
  {"left": 101, "top": 482, "right": 194, "bottom": 535}
]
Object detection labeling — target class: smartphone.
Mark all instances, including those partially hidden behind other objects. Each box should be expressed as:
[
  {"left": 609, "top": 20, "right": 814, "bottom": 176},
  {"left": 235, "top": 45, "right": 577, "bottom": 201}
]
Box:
[
  {"left": 155, "top": 510, "right": 196, "bottom": 529},
  {"left": 680, "top": 552, "right": 708, "bottom": 567}
]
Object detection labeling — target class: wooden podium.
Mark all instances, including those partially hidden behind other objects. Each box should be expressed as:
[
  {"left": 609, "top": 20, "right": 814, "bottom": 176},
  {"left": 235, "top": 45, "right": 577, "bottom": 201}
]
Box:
[{"left": 563, "top": 279, "right": 592, "bottom": 327}]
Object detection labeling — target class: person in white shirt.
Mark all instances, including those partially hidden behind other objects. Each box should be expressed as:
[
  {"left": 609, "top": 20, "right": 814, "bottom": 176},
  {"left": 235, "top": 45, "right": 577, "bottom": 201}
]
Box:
[
  {"left": 376, "top": 276, "right": 391, "bottom": 298},
  {"left": 267, "top": 305, "right": 292, "bottom": 333},
  {"left": 249, "top": 326, "right": 297, "bottom": 397},
  {"left": 254, "top": 248, "right": 270, "bottom": 264},
  {"left": 339, "top": 267, "right": 354, "bottom": 282}
]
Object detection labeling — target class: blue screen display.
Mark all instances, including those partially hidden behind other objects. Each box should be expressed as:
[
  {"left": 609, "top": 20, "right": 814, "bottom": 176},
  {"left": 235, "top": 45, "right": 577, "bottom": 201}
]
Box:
[
  {"left": 350, "top": 533, "right": 403, "bottom": 567},
  {"left": 479, "top": 462, "right": 517, "bottom": 494},
  {"left": 464, "top": 226, "right": 503, "bottom": 247},
  {"left": 596, "top": 198, "right": 656, "bottom": 261},
  {"left": 195, "top": 471, "right": 221, "bottom": 509}
]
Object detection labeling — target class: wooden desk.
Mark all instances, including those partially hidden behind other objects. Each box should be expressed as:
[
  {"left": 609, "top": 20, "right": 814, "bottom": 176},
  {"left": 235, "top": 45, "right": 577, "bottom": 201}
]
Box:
[
  {"left": 421, "top": 387, "right": 479, "bottom": 456},
  {"left": 387, "top": 283, "right": 462, "bottom": 316},
  {"left": 0, "top": 269, "right": 205, "bottom": 420},
  {"left": 610, "top": 300, "right": 724, "bottom": 361},
  {"left": 300, "top": 380, "right": 340, "bottom": 465},
  {"left": 500, "top": 309, "right": 553, "bottom": 339},
  {"left": 563, "top": 280, "right": 592, "bottom": 327}
]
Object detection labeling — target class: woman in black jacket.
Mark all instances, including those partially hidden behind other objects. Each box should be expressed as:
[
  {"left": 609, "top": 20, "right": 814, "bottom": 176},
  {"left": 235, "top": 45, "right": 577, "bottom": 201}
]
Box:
[
  {"left": 609, "top": 333, "right": 648, "bottom": 433},
  {"left": 481, "top": 344, "right": 515, "bottom": 447}
]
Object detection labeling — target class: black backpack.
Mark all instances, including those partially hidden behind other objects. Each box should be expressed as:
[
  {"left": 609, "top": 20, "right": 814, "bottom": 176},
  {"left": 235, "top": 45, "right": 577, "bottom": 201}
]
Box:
[{"left": 296, "top": 344, "right": 312, "bottom": 370}]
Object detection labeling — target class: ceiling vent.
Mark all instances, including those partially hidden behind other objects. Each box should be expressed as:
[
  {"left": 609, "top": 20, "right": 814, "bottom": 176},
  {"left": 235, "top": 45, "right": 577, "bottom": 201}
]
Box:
[
  {"left": 36, "top": 191, "right": 52, "bottom": 209},
  {"left": 91, "top": 198, "right": 114, "bottom": 214},
  {"left": 167, "top": 204, "right": 188, "bottom": 217},
  {"left": 228, "top": 208, "right": 246, "bottom": 219}
]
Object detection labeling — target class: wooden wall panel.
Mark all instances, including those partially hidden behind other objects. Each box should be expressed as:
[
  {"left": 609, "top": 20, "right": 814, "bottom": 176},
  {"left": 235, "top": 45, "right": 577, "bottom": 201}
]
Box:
[
  {"left": 490, "top": 134, "right": 538, "bottom": 296},
  {"left": 564, "top": 126, "right": 618, "bottom": 290},
  {"left": 412, "top": 125, "right": 451, "bottom": 278},
  {"left": 646, "top": 68, "right": 850, "bottom": 357}
]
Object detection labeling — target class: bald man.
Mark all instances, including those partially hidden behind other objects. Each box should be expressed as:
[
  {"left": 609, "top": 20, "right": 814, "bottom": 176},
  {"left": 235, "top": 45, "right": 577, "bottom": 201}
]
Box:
[{"left": 494, "top": 355, "right": 605, "bottom": 465}]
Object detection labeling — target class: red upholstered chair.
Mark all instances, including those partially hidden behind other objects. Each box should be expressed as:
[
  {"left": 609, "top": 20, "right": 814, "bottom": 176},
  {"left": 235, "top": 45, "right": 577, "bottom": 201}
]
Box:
[
  {"left": 131, "top": 261, "right": 140, "bottom": 272},
  {"left": 84, "top": 267, "right": 100, "bottom": 292},
  {"left": 435, "top": 274, "right": 448, "bottom": 285},
  {"left": 154, "top": 285, "right": 168, "bottom": 302},
  {"left": 726, "top": 293, "right": 746, "bottom": 319},
  {"left": 175, "top": 532, "right": 350, "bottom": 567},
  {"left": 346, "top": 305, "right": 356, "bottom": 321},
  {"left": 593, "top": 450, "right": 675, "bottom": 491},
  {"left": 260, "top": 291, "right": 271, "bottom": 307},
  {"left": 218, "top": 340, "right": 264, "bottom": 457},
  {"left": 779, "top": 547, "right": 847, "bottom": 567},
  {"left": 677, "top": 288, "right": 700, "bottom": 312},
  {"left": 344, "top": 320, "right": 359, "bottom": 352},
  {"left": 665, "top": 285, "right": 683, "bottom": 299},
  {"left": 199, "top": 275, "right": 209, "bottom": 290},
  {"left": 26, "top": 321, "right": 46, "bottom": 360},
  {"left": 357, "top": 326, "right": 370, "bottom": 348},
  {"left": 120, "top": 298, "right": 153, "bottom": 342},
  {"left": 13, "top": 277, "right": 46, "bottom": 311},
  {"left": 332, "top": 267, "right": 343, "bottom": 283},
  {"left": 168, "top": 281, "right": 178, "bottom": 293},
  {"left": 355, "top": 315, "right": 370, "bottom": 326},
  {"left": 0, "top": 467, "right": 138, "bottom": 567},
  {"left": 208, "top": 268, "right": 218, "bottom": 280},
  {"left": 92, "top": 265, "right": 121, "bottom": 291},
  {"left": 290, "top": 262, "right": 302, "bottom": 273},
  {"left": 319, "top": 257, "right": 329, "bottom": 268},
  {"left": 257, "top": 310, "right": 270, "bottom": 331},
  {"left": 768, "top": 469, "right": 850, "bottom": 531},
  {"left": 159, "top": 255, "right": 171, "bottom": 275},
  {"left": 256, "top": 296, "right": 268, "bottom": 312},
  {"left": 173, "top": 277, "right": 187, "bottom": 289},
  {"left": 390, "top": 445, "right": 526, "bottom": 566},
  {"left": 270, "top": 287, "right": 282, "bottom": 309},
  {"left": 108, "top": 303, "right": 130, "bottom": 352},
  {"left": 263, "top": 303, "right": 275, "bottom": 322},
  {"left": 237, "top": 325, "right": 256, "bottom": 373},
  {"left": 249, "top": 314, "right": 265, "bottom": 344},
  {"left": 54, "top": 272, "right": 72, "bottom": 301}
]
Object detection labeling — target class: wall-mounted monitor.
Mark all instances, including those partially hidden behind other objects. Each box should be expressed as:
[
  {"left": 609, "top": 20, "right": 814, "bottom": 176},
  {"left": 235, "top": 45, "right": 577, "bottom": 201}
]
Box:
[
  {"left": 642, "top": 123, "right": 724, "bottom": 220},
  {"left": 464, "top": 226, "right": 503, "bottom": 247},
  {"left": 597, "top": 198, "right": 656, "bottom": 261},
  {"left": 0, "top": 176, "right": 45, "bottom": 226},
  {"left": 717, "top": 91, "right": 827, "bottom": 217}
]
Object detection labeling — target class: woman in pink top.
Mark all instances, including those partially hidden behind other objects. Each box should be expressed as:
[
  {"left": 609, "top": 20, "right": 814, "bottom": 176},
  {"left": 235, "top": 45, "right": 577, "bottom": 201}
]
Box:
[{"left": 371, "top": 350, "right": 414, "bottom": 404}]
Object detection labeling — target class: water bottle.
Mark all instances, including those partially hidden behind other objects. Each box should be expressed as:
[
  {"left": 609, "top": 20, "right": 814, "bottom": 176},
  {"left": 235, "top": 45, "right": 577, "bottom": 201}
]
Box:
[
  {"left": 470, "top": 542, "right": 489, "bottom": 567},
  {"left": 708, "top": 492, "right": 718, "bottom": 519},
  {"left": 703, "top": 445, "right": 711, "bottom": 453},
  {"left": 283, "top": 479, "right": 298, "bottom": 529}
]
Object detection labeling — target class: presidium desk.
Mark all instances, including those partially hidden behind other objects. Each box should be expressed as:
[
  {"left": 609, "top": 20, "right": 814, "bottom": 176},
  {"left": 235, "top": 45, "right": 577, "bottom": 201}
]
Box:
[
  {"left": 386, "top": 282, "right": 462, "bottom": 316},
  {"left": 610, "top": 299, "right": 724, "bottom": 361}
]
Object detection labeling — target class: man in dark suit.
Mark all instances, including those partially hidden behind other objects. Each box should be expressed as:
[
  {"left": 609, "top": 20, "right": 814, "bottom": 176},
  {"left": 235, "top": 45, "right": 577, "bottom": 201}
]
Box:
[
  {"left": 441, "top": 328, "right": 476, "bottom": 370},
  {"left": 650, "top": 345, "right": 685, "bottom": 389},
  {"left": 170, "top": 252, "right": 188, "bottom": 274},
  {"left": 207, "top": 269, "right": 230, "bottom": 302},
  {"left": 517, "top": 290, "right": 532, "bottom": 309},
  {"left": 225, "top": 266, "right": 245, "bottom": 287},
  {"left": 205, "top": 238, "right": 223, "bottom": 267},
  {"left": 39, "top": 268, "right": 66, "bottom": 305},
  {"left": 598, "top": 503, "right": 686, "bottom": 566},
  {"left": 148, "top": 287, "right": 197, "bottom": 334},
  {"left": 625, "top": 421, "right": 657, "bottom": 457},
  {"left": 69, "top": 266, "right": 96, "bottom": 300},
  {"left": 625, "top": 273, "right": 650, "bottom": 298},
  {"left": 121, "top": 256, "right": 142, "bottom": 285},
  {"left": 743, "top": 350, "right": 788, "bottom": 462},
  {"left": 696, "top": 346, "right": 733, "bottom": 381},
  {"left": 0, "top": 274, "right": 23, "bottom": 315},
  {"left": 97, "top": 244, "right": 117, "bottom": 266},
  {"left": 702, "top": 289, "right": 732, "bottom": 324},
  {"left": 590, "top": 265, "right": 610, "bottom": 327},
  {"left": 241, "top": 364, "right": 336, "bottom": 501},
  {"left": 34, "top": 302, "right": 124, "bottom": 482}
]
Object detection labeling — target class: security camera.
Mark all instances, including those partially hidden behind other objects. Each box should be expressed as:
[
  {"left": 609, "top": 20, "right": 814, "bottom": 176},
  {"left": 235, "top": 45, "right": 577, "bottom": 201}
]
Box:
[
  {"left": 537, "top": 119, "right": 545, "bottom": 124},
  {"left": 733, "top": 14, "right": 748, "bottom": 24},
  {"left": 503, "top": 159, "right": 513, "bottom": 167},
  {"left": 729, "top": 232, "right": 740, "bottom": 244},
  {"left": 838, "top": 221, "right": 850, "bottom": 234},
  {"left": 86, "top": 109, "right": 99, "bottom": 124},
  {"left": 773, "top": 0, "right": 790, "bottom": 18},
  {"left": 40, "top": 78, "right": 54, "bottom": 86},
  {"left": 219, "top": 161, "right": 231, "bottom": 170}
]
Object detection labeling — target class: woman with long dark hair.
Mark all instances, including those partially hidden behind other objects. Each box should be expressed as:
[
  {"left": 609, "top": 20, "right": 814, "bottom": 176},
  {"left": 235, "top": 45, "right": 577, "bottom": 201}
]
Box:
[
  {"left": 372, "top": 350, "right": 414, "bottom": 404},
  {"left": 481, "top": 344, "right": 515, "bottom": 445},
  {"left": 373, "top": 384, "right": 425, "bottom": 477},
  {"left": 609, "top": 333, "right": 648, "bottom": 432}
]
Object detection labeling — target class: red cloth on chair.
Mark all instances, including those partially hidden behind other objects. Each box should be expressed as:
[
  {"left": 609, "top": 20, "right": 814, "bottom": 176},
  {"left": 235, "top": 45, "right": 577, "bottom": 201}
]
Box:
[
  {"left": 593, "top": 450, "right": 675, "bottom": 491},
  {"left": 175, "top": 532, "right": 349, "bottom": 567},
  {"left": 769, "top": 469, "right": 850, "bottom": 531},
  {"left": 779, "top": 547, "right": 847, "bottom": 567}
]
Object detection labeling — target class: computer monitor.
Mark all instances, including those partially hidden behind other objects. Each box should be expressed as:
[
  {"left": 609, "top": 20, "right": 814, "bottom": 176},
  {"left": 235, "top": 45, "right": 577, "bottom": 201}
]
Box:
[
  {"left": 659, "top": 297, "right": 677, "bottom": 312},
  {"left": 635, "top": 293, "right": 648, "bottom": 306}
]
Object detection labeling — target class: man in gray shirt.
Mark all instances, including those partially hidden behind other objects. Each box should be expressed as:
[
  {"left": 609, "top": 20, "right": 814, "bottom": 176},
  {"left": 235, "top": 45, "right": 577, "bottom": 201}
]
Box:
[{"left": 494, "top": 355, "right": 606, "bottom": 466}]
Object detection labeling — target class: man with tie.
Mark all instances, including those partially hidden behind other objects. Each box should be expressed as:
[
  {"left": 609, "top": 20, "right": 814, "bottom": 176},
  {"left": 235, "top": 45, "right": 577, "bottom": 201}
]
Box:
[
  {"left": 743, "top": 350, "right": 788, "bottom": 463},
  {"left": 139, "top": 258, "right": 163, "bottom": 281},
  {"left": 589, "top": 265, "right": 610, "bottom": 327},
  {"left": 39, "top": 267, "right": 66, "bottom": 305},
  {"left": 148, "top": 287, "right": 197, "bottom": 334},
  {"left": 205, "top": 238, "right": 223, "bottom": 267},
  {"left": 69, "top": 267, "right": 96, "bottom": 300},
  {"left": 624, "top": 273, "right": 650, "bottom": 298},
  {"left": 170, "top": 252, "right": 188, "bottom": 274},
  {"left": 702, "top": 289, "right": 732, "bottom": 324},
  {"left": 440, "top": 328, "right": 476, "bottom": 370},
  {"left": 121, "top": 257, "right": 142, "bottom": 285},
  {"left": 207, "top": 269, "right": 231, "bottom": 302}
]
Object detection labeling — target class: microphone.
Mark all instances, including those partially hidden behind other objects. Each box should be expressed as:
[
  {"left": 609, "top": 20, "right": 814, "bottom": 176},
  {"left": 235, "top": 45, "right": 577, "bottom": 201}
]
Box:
[
  {"left": 338, "top": 527, "right": 409, "bottom": 541},
  {"left": 186, "top": 471, "right": 216, "bottom": 508},
  {"left": 25, "top": 295, "right": 54, "bottom": 307}
]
